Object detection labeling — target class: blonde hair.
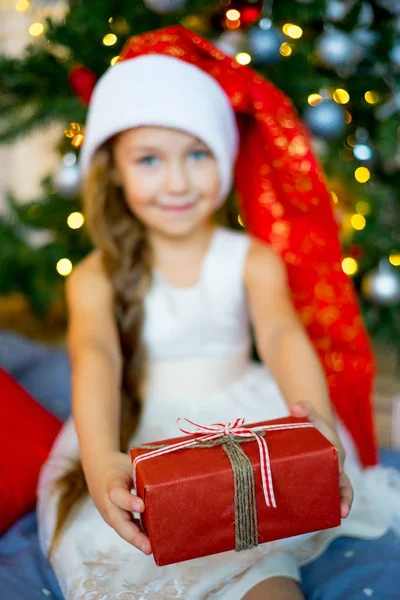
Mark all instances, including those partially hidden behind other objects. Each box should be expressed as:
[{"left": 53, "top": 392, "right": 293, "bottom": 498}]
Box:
[{"left": 49, "top": 140, "right": 152, "bottom": 555}]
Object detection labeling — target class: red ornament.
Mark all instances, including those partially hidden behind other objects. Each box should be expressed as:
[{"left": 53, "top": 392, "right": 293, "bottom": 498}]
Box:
[
  {"left": 68, "top": 65, "right": 98, "bottom": 106},
  {"left": 240, "top": 6, "right": 262, "bottom": 26}
]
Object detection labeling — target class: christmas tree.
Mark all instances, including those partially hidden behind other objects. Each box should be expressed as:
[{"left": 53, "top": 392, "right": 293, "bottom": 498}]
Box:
[{"left": 1, "top": 0, "right": 399, "bottom": 356}]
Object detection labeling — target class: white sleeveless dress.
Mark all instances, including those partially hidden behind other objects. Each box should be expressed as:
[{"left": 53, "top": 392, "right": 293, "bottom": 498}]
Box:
[{"left": 37, "top": 226, "right": 398, "bottom": 600}]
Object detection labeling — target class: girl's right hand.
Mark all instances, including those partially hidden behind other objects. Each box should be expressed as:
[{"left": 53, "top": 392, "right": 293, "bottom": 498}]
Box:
[{"left": 87, "top": 451, "right": 152, "bottom": 555}]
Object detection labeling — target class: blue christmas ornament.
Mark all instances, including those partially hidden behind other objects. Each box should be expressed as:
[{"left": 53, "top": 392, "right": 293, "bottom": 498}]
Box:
[
  {"left": 316, "top": 28, "right": 363, "bottom": 69},
  {"left": 303, "top": 101, "right": 346, "bottom": 139},
  {"left": 144, "top": 0, "right": 186, "bottom": 14},
  {"left": 248, "top": 26, "right": 283, "bottom": 65}
]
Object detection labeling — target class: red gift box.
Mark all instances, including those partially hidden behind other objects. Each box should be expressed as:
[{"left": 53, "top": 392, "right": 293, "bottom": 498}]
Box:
[{"left": 130, "top": 416, "right": 341, "bottom": 566}]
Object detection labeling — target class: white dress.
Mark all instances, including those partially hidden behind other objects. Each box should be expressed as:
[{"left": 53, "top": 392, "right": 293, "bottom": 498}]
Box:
[{"left": 37, "top": 226, "right": 399, "bottom": 600}]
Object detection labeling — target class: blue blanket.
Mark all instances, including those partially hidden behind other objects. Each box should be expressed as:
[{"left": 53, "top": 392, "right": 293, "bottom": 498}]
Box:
[
  {"left": 1, "top": 450, "right": 399, "bottom": 600},
  {"left": 1, "top": 331, "right": 399, "bottom": 598}
]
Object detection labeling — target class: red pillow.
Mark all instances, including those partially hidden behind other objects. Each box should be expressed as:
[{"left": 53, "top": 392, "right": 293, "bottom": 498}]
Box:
[{"left": 0, "top": 367, "right": 62, "bottom": 534}]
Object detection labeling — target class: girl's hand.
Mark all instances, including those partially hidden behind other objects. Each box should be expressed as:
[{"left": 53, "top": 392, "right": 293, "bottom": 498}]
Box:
[
  {"left": 87, "top": 451, "right": 152, "bottom": 555},
  {"left": 290, "top": 402, "right": 354, "bottom": 520}
]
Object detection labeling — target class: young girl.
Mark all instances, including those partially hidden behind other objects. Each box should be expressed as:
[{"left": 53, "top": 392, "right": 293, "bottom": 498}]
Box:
[{"left": 38, "top": 25, "right": 398, "bottom": 600}]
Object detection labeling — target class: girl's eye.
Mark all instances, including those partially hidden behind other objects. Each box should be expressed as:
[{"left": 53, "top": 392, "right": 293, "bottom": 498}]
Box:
[
  {"left": 189, "top": 149, "right": 210, "bottom": 161},
  {"left": 138, "top": 156, "right": 159, "bottom": 166}
]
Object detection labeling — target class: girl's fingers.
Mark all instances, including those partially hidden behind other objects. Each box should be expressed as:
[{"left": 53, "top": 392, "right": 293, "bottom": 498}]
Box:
[
  {"left": 110, "top": 506, "right": 152, "bottom": 554},
  {"left": 291, "top": 402, "right": 335, "bottom": 444},
  {"left": 108, "top": 486, "right": 144, "bottom": 513},
  {"left": 339, "top": 472, "right": 354, "bottom": 519}
]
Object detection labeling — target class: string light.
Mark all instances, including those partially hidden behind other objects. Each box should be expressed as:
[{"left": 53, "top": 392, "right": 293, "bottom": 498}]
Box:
[
  {"left": 103, "top": 33, "right": 117, "bottom": 46},
  {"left": 354, "top": 167, "right": 371, "bottom": 183},
  {"left": 353, "top": 144, "right": 373, "bottom": 161},
  {"left": 236, "top": 52, "right": 251, "bottom": 65},
  {"left": 282, "top": 24, "right": 303, "bottom": 39},
  {"left": 364, "top": 91, "right": 379, "bottom": 105},
  {"left": 280, "top": 43, "right": 293, "bottom": 57},
  {"left": 64, "top": 123, "right": 80, "bottom": 138},
  {"left": 226, "top": 18, "right": 240, "bottom": 29},
  {"left": 333, "top": 89, "right": 350, "bottom": 104},
  {"left": 67, "top": 212, "right": 84, "bottom": 229},
  {"left": 71, "top": 134, "right": 84, "bottom": 148},
  {"left": 16, "top": 0, "right": 30, "bottom": 12},
  {"left": 111, "top": 56, "right": 120, "bottom": 66},
  {"left": 389, "top": 252, "right": 400, "bottom": 267},
  {"left": 356, "top": 200, "right": 370, "bottom": 215},
  {"left": 29, "top": 22, "right": 44, "bottom": 37},
  {"left": 330, "top": 191, "right": 339, "bottom": 204},
  {"left": 226, "top": 9, "right": 240, "bottom": 21},
  {"left": 344, "top": 111, "right": 352, "bottom": 124},
  {"left": 238, "top": 215, "right": 244, "bottom": 227},
  {"left": 57, "top": 259, "right": 73, "bottom": 276},
  {"left": 342, "top": 257, "right": 358, "bottom": 276},
  {"left": 308, "top": 94, "right": 323, "bottom": 106},
  {"left": 351, "top": 214, "right": 366, "bottom": 230},
  {"left": 346, "top": 135, "right": 357, "bottom": 147}
]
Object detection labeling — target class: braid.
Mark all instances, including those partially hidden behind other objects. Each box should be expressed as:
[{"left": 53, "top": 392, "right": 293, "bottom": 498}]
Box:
[{"left": 49, "top": 143, "right": 151, "bottom": 556}]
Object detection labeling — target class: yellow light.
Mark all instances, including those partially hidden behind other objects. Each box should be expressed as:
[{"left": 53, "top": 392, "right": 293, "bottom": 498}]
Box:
[
  {"left": 181, "top": 15, "right": 206, "bottom": 31},
  {"left": 57, "top": 258, "right": 73, "bottom": 277},
  {"left": 235, "top": 52, "right": 251, "bottom": 65},
  {"left": 280, "top": 43, "right": 293, "bottom": 57},
  {"left": 103, "top": 33, "right": 117, "bottom": 46},
  {"left": 308, "top": 94, "right": 323, "bottom": 106},
  {"left": 282, "top": 24, "right": 303, "bottom": 39},
  {"left": 333, "top": 89, "right": 350, "bottom": 104},
  {"left": 29, "top": 22, "right": 44, "bottom": 36},
  {"left": 16, "top": 0, "right": 30, "bottom": 12},
  {"left": 389, "top": 252, "right": 400, "bottom": 267},
  {"left": 226, "top": 18, "right": 240, "bottom": 29},
  {"left": 71, "top": 134, "right": 84, "bottom": 148},
  {"left": 108, "top": 17, "right": 113, "bottom": 23},
  {"left": 330, "top": 191, "right": 339, "bottom": 204},
  {"left": 354, "top": 167, "right": 371, "bottom": 183},
  {"left": 67, "top": 212, "right": 84, "bottom": 230},
  {"left": 344, "top": 110, "right": 352, "bottom": 124},
  {"left": 351, "top": 214, "right": 366, "bottom": 230},
  {"left": 64, "top": 122, "right": 80, "bottom": 138},
  {"left": 110, "top": 55, "right": 120, "bottom": 66},
  {"left": 346, "top": 135, "right": 357, "bottom": 147},
  {"left": 356, "top": 200, "right": 370, "bottom": 215},
  {"left": 342, "top": 257, "right": 358, "bottom": 276},
  {"left": 226, "top": 9, "right": 240, "bottom": 20},
  {"left": 364, "top": 91, "right": 379, "bottom": 105},
  {"left": 238, "top": 215, "right": 244, "bottom": 227}
]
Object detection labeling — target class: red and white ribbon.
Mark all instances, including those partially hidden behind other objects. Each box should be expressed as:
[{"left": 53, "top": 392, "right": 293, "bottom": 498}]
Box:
[{"left": 132, "top": 417, "right": 313, "bottom": 509}]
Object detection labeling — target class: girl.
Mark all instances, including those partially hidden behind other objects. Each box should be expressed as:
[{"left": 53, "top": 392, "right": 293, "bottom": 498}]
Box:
[{"left": 38, "top": 25, "right": 398, "bottom": 600}]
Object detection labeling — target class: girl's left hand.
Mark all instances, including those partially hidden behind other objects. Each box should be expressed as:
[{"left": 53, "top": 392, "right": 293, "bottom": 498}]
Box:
[{"left": 290, "top": 402, "right": 354, "bottom": 520}]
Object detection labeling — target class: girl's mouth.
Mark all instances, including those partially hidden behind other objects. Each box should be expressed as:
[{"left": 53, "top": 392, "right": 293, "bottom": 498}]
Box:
[{"left": 157, "top": 202, "right": 195, "bottom": 214}]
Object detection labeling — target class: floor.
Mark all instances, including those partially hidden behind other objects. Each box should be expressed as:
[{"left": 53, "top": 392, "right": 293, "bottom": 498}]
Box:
[{"left": 373, "top": 342, "right": 400, "bottom": 449}]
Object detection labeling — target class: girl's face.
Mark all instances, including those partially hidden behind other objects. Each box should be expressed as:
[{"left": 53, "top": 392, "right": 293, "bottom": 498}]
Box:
[{"left": 112, "top": 127, "right": 220, "bottom": 238}]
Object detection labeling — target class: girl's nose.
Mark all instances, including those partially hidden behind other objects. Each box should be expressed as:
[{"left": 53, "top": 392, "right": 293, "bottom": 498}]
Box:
[{"left": 165, "top": 160, "right": 190, "bottom": 195}]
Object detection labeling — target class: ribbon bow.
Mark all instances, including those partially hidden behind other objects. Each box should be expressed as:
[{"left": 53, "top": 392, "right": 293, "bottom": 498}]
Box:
[{"left": 132, "top": 417, "right": 313, "bottom": 510}]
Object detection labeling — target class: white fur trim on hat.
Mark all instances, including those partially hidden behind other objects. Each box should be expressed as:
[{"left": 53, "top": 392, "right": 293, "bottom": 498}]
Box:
[{"left": 79, "top": 54, "right": 239, "bottom": 204}]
